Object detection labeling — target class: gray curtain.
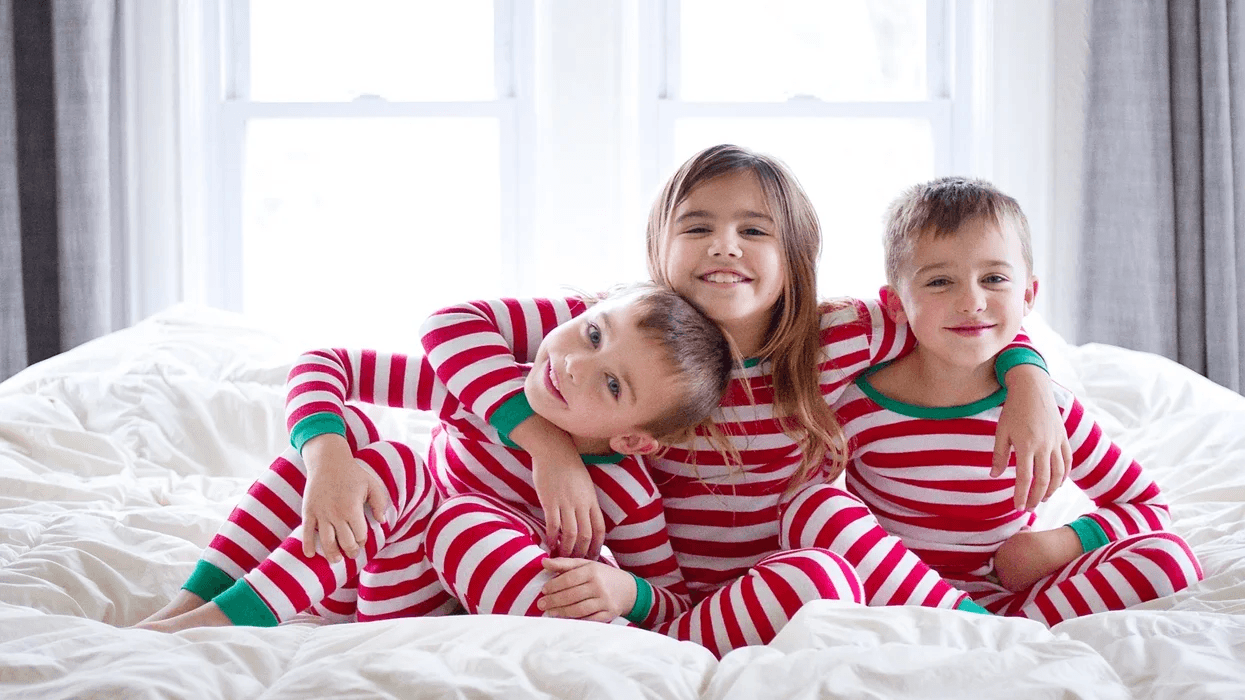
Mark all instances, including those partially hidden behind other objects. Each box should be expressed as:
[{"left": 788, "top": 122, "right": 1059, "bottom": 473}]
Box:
[
  {"left": 1, "top": 0, "right": 126, "bottom": 382},
  {"left": 1080, "top": 0, "right": 1244, "bottom": 393}
]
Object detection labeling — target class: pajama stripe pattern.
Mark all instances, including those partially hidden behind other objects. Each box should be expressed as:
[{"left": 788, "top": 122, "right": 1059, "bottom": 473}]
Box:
[
  {"left": 284, "top": 340, "right": 688, "bottom": 620},
  {"left": 420, "top": 297, "right": 1039, "bottom": 651},
  {"left": 836, "top": 378, "right": 1202, "bottom": 625},
  {"left": 201, "top": 405, "right": 456, "bottom": 621}
]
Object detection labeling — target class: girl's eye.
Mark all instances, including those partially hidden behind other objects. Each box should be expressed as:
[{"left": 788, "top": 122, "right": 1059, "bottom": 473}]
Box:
[
  {"left": 606, "top": 375, "right": 621, "bottom": 399},
  {"left": 683, "top": 226, "right": 711, "bottom": 235},
  {"left": 587, "top": 323, "right": 602, "bottom": 347},
  {"left": 742, "top": 228, "right": 767, "bottom": 237}
]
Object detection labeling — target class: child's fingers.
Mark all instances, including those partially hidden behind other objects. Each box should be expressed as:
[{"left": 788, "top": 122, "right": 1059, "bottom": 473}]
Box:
[
  {"left": 570, "top": 508, "right": 592, "bottom": 559},
  {"left": 546, "top": 597, "right": 609, "bottom": 620},
  {"left": 538, "top": 577, "right": 593, "bottom": 610},
  {"left": 1042, "top": 448, "right": 1066, "bottom": 502},
  {"left": 319, "top": 522, "right": 342, "bottom": 563},
  {"left": 1012, "top": 454, "right": 1033, "bottom": 511},
  {"left": 344, "top": 511, "right": 370, "bottom": 556},
  {"left": 365, "top": 482, "right": 391, "bottom": 523},
  {"left": 558, "top": 506, "right": 579, "bottom": 558},
  {"left": 1061, "top": 440, "right": 1073, "bottom": 484},
  {"left": 1026, "top": 452, "right": 1050, "bottom": 511},
  {"left": 990, "top": 434, "right": 1011, "bottom": 478},
  {"left": 540, "top": 560, "right": 591, "bottom": 595},
  {"left": 539, "top": 585, "right": 601, "bottom": 617},
  {"left": 588, "top": 507, "right": 606, "bottom": 561},
  {"left": 302, "top": 516, "right": 319, "bottom": 558}
]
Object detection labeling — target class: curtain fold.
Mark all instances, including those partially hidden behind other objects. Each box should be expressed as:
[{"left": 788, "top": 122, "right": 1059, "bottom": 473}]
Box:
[
  {"left": 1, "top": 0, "right": 125, "bottom": 382},
  {"left": 1080, "top": 0, "right": 1244, "bottom": 393}
]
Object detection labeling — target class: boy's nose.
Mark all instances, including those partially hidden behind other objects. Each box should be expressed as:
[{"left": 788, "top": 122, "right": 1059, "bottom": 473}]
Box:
[
  {"left": 960, "top": 285, "right": 987, "bottom": 312},
  {"left": 563, "top": 353, "right": 581, "bottom": 383}
]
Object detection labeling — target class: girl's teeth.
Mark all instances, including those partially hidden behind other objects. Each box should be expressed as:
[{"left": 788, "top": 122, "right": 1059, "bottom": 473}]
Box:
[{"left": 704, "top": 273, "right": 745, "bottom": 283}]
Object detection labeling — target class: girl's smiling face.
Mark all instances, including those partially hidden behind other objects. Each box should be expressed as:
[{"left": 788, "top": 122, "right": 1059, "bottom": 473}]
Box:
[
  {"left": 660, "top": 170, "right": 786, "bottom": 357},
  {"left": 525, "top": 295, "right": 683, "bottom": 442}
]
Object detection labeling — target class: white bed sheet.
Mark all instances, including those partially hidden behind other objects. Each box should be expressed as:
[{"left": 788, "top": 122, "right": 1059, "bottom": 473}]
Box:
[{"left": 1, "top": 305, "right": 1242, "bottom": 699}]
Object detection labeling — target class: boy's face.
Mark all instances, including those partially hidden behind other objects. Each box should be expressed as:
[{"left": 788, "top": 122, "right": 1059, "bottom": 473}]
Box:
[
  {"left": 885, "top": 216, "right": 1037, "bottom": 371},
  {"left": 525, "top": 295, "right": 683, "bottom": 444}
]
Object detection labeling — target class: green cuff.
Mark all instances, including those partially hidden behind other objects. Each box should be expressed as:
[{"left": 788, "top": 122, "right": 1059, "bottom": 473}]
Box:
[
  {"left": 624, "top": 572, "right": 654, "bottom": 625},
  {"left": 994, "top": 347, "right": 1048, "bottom": 386},
  {"left": 182, "top": 560, "right": 236, "bottom": 602},
  {"left": 956, "top": 597, "right": 992, "bottom": 615},
  {"left": 1068, "top": 516, "right": 1110, "bottom": 553},
  {"left": 490, "top": 392, "right": 536, "bottom": 448},
  {"left": 290, "top": 412, "right": 347, "bottom": 453},
  {"left": 213, "top": 579, "right": 280, "bottom": 627}
]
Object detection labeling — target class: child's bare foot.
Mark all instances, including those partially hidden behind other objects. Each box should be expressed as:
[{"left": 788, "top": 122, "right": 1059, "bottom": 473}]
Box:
[
  {"left": 134, "top": 602, "right": 232, "bottom": 632},
  {"left": 133, "top": 590, "right": 207, "bottom": 627}
]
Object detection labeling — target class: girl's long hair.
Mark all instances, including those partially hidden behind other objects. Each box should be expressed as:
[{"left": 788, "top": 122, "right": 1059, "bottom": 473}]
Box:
[{"left": 645, "top": 144, "right": 850, "bottom": 488}]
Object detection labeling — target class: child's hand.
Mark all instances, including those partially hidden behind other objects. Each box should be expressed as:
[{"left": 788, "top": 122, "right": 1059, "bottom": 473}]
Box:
[
  {"left": 300, "top": 434, "right": 391, "bottom": 562},
  {"left": 537, "top": 558, "right": 636, "bottom": 622},
  {"left": 531, "top": 458, "right": 606, "bottom": 559},
  {"left": 511, "top": 413, "right": 605, "bottom": 559},
  {"left": 994, "top": 365, "right": 1073, "bottom": 511},
  {"left": 992, "top": 527, "right": 1082, "bottom": 592}
]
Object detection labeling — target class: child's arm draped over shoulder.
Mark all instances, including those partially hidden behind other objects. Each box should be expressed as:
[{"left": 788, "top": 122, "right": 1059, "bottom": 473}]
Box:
[
  {"left": 992, "top": 389, "right": 1173, "bottom": 591},
  {"left": 826, "top": 296, "right": 1070, "bottom": 509},
  {"left": 420, "top": 297, "right": 606, "bottom": 559},
  {"left": 285, "top": 348, "right": 449, "bottom": 562}
]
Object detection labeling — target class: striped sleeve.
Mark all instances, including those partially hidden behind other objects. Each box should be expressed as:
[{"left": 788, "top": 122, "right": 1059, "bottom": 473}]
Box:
[
  {"left": 818, "top": 298, "right": 915, "bottom": 405},
  {"left": 419, "top": 297, "right": 587, "bottom": 428},
  {"left": 284, "top": 348, "right": 451, "bottom": 450},
  {"left": 1061, "top": 389, "right": 1171, "bottom": 541},
  {"left": 598, "top": 456, "right": 691, "bottom": 628}
]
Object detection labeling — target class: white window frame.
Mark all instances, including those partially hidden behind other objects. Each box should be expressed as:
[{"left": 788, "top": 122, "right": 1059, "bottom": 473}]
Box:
[
  {"left": 637, "top": 0, "right": 994, "bottom": 200},
  {"left": 179, "top": 0, "right": 535, "bottom": 312}
]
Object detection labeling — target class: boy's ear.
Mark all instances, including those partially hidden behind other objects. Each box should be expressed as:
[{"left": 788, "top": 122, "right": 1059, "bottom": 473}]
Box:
[
  {"left": 610, "top": 432, "right": 660, "bottom": 456},
  {"left": 1023, "top": 276, "right": 1039, "bottom": 314},
  {"left": 880, "top": 285, "right": 907, "bottom": 323}
]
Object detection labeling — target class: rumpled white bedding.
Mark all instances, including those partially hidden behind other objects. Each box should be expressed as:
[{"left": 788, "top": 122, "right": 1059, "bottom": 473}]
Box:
[{"left": 1, "top": 305, "right": 1242, "bottom": 699}]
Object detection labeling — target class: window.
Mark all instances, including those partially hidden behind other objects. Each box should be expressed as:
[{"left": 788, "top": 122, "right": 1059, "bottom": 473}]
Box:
[
  {"left": 646, "top": 0, "right": 985, "bottom": 300},
  {"left": 186, "top": 1, "right": 986, "bottom": 348},
  {"left": 196, "top": 0, "right": 530, "bottom": 351}
]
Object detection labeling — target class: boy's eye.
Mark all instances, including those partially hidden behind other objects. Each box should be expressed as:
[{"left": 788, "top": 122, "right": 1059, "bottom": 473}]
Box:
[
  {"left": 587, "top": 323, "right": 602, "bottom": 347},
  {"left": 926, "top": 278, "right": 951, "bottom": 287},
  {"left": 606, "top": 375, "right": 621, "bottom": 399},
  {"left": 983, "top": 274, "right": 1008, "bottom": 284}
]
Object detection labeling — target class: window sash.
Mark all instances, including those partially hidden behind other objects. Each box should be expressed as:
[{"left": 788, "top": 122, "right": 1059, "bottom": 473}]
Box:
[{"left": 197, "top": 0, "right": 530, "bottom": 312}]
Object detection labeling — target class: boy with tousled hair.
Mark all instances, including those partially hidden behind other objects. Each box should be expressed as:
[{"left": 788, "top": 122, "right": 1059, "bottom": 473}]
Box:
[{"left": 835, "top": 175, "right": 1202, "bottom": 624}]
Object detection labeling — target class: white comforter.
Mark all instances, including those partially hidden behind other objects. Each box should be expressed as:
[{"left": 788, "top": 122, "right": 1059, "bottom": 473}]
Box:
[{"left": 1, "top": 306, "right": 1243, "bottom": 699}]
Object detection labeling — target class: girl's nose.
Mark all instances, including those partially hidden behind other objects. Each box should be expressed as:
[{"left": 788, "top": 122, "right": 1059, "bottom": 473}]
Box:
[{"left": 707, "top": 230, "right": 743, "bottom": 257}]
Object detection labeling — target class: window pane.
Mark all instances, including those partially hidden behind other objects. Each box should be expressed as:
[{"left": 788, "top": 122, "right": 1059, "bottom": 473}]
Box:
[
  {"left": 243, "top": 118, "right": 503, "bottom": 351},
  {"left": 249, "top": 0, "right": 495, "bottom": 101},
  {"left": 673, "top": 118, "right": 934, "bottom": 299},
  {"left": 679, "top": 0, "right": 926, "bottom": 102}
]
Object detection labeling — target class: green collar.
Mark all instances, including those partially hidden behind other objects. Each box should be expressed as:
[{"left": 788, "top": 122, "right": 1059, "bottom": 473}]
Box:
[{"left": 854, "top": 363, "right": 1007, "bottom": 419}]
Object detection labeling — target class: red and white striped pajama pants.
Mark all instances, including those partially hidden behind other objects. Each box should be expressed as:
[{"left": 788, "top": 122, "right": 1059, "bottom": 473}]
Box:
[
  {"left": 200, "top": 405, "right": 457, "bottom": 622},
  {"left": 780, "top": 484, "right": 971, "bottom": 610},
  {"left": 957, "top": 531, "right": 1203, "bottom": 625},
  {"left": 428, "top": 490, "right": 866, "bottom": 659}
]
